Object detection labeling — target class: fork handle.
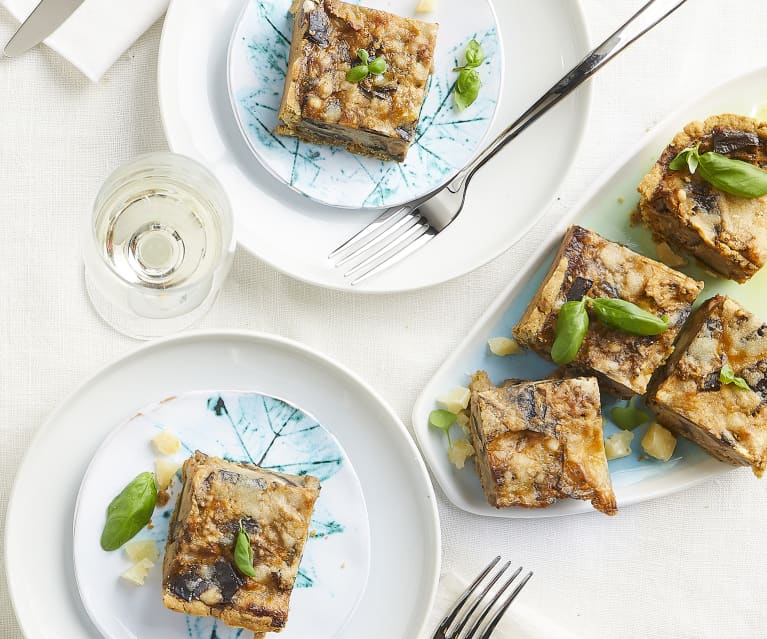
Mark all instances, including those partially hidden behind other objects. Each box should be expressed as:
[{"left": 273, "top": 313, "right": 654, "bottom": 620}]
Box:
[{"left": 448, "top": 0, "right": 688, "bottom": 194}]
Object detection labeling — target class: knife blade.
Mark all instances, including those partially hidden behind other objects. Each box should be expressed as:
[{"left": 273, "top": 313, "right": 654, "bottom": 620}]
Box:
[{"left": 3, "top": 0, "right": 87, "bottom": 58}]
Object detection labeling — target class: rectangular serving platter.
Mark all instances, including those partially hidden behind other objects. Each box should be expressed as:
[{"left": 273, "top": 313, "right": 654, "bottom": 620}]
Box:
[{"left": 412, "top": 65, "right": 767, "bottom": 518}]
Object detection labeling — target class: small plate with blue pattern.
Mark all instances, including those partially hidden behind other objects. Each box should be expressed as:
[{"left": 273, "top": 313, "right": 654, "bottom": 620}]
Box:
[
  {"left": 227, "top": 0, "right": 503, "bottom": 209},
  {"left": 73, "top": 390, "right": 370, "bottom": 639}
]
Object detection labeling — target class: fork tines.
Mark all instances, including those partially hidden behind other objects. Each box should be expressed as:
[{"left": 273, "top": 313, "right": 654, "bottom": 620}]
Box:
[
  {"left": 435, "top": 557, "right": 533, "bottom": 639},
  {"left": 328, "top": 206, "right": 435, "bottom": 285}
]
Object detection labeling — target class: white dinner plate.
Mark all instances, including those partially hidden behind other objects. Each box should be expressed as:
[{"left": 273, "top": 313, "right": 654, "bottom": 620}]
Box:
[
  {"left": 5, "top": 332, "right": 440, "bottom": 638},
  {"left": 412, "top": 65, "right": 767, "bottom": 518},
  {"left": 158, "top": 0, "right": 591, "bottom": 292},
  {"left": 73, "top": 390, "right": 370, "bottom": 639},
  {"left": 228, "top": 0, "right": 503, "bottom": 209}
]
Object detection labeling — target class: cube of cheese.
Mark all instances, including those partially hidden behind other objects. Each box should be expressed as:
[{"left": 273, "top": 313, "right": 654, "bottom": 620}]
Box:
[
  {"left": 641, "top": 422, "right": 677, "bottom": 462},
  {"left": 162, "top": 452, "right": 320, "bottom": 633},
  {"left": 152, "top": 430, "right": 181, "bottom": 455},
  {"left": 638, "top": 114, "right": 767, "bottom": 283},
  {"left": 467, "top": 371, "right": 617, "bottom": 515},
  {"left": 513, "top": 225, "right": 703, "bottom": 398},
  {"left": 647, "top": 295, "right": 767, "bottom": 476},
  {"left": 436, "top": 386, "right": 471, "bottom": 413},
  {"left": 155, "top": 459, "right": 180, "bottom": 490},
  {"left": 121, "top": 558, "right": 154, "bottom": 586},
  {"left": 604, "top": 430, "right": 634, "bottom": 461},
  {"left": 125, "top": 539, "right": 159, "bottom": 564},
  {"left": 276, "top": 0, "right": 438, "bottom": 162}
]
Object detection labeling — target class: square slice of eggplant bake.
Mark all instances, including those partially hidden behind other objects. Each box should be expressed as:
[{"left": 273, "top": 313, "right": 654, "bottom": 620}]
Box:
[
  {"left": 162, "top": 452, "right": 320, "bottom": 635},
  {"left": 277, "top": 0, "right": 438, "bottom": 161}
]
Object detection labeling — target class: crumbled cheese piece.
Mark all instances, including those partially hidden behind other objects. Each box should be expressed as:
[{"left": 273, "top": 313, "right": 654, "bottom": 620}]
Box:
[
  {"left": 151, "top": 430, "right": 181, "bottom": 455},
  {"left": 415, "top": 0, "right": 436, "bottom": 13},
  {"left": 120, "top": 558, "right": 154, "bottom": 586},
  {"left": 656, "top": 242, "right": 688, "bottom": 268},
  {"left": 125, "top": 540, "right": 159, "bottom": 564},
  {"left": 604, "top": 431, "right": 634, "bottom": 460},
  {"left": 455, "top": 410, "right": 471, "bottom": 435},
  {"left": 641, "top": 422, "right": 677, "bottom": 462},
  {"left": 155, "top": 459, "right": 180, "bottom": 490},
  {"left": 437, "top": 387, "right": 471, "bottom": 414},
  {"left": 448, "top": 439, "right": 475, "bottom": 469},
  {"left": 487, "top": 337, "right": 523, "bottom": 356}
]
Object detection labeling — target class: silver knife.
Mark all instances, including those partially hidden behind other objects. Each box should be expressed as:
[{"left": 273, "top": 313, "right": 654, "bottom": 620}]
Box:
[{"left": 3, "top": 0, "right": 87, "bottom": 58}]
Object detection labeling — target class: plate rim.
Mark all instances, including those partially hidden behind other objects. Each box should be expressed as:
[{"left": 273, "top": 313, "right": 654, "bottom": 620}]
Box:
[
  {"left": 5, "top": 330, "right": 441, "bottom": 638},
  {"left": 224, "top": 0, "right": 506, "bottom": 211},
  {"left": 71, "top": 387, "right": 371, "bottom": 639},
  {"left": 410, "top": 64, "right": 767, "bottom": 519},
  {"left": 156, "top": 0, "right": 594, "bottom": 293}
]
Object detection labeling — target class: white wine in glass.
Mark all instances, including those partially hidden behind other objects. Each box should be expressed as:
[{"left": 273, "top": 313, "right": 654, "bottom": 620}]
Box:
[{"left": 84, "top": 153, "right": 235, "bottom": 339}]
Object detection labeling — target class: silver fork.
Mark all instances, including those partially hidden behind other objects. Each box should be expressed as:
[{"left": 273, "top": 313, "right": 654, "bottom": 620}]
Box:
[
  {"left": 433, "top": 557, "right": 533, "bottom": 639},
  {"left": 330, "top": 0, "right": 689, "bottom": 285}
]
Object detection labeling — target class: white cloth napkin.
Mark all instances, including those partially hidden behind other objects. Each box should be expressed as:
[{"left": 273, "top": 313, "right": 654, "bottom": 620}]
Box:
[
  {"left": 2, "top": 0, "right": 168, "bottom": 81},
  {"left": 429, "top": 573, "right": 581, "bottom": 639}
]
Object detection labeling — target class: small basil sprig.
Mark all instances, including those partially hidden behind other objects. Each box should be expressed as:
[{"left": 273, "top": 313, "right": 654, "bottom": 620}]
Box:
[
  {"left": 429, "top": 409, "right": 457, "bottom": 445},
  {"left": 551, "top": 299, "right": 589, "bottom": 365},
  {"left": 719, "top": 363, "right": 751, "bottom": 391},
  {"left": 100, "top": 472, "right": 158, "bottom": 551},
  {"left": 454, "top": 39, "right": 485, "bottom": 71},
  {"left": 234, "top": 521, "right": 258, "bottom": 578},
  {"left": 551, "top": 296, "right": 670, "bottom": 365},
  {"left": 346, "top": 49, "right": 387, "bottom": 83},
  {"left": 669, "top": 143, "right": 767, "bottom": 198},
  {"left": 453, "top": 39, "right": 485, "bottom": 110},
  {"left": 611, "top": 397, "right": 651, "bottom": 431}
]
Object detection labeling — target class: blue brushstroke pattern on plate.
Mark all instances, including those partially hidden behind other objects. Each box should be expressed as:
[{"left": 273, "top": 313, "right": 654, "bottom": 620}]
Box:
[{"left": 229, "top": 0, "right": 502, "bottom": 208}]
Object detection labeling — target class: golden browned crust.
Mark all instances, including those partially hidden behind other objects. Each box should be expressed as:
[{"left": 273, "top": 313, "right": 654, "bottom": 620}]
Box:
[
  {"left": 276, "top": 0, "right": 438, "bottom": 161},
  {"left": 638, "top": 114, "right": 767, "bottom": 282},
  {"left": 162, "top": 452, "right": 320, "bottom": 633},
  {"left": 512, "top": 225, "right": 703, "bottom": 398},
  {"left": 468, "top": 371, "right": 617, "bottom": 515},
  {"left": 647, "top": 295, "right": 767, "bottom": 477}
]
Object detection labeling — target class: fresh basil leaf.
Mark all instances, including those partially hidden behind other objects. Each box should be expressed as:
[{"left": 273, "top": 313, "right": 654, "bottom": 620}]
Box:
[
  {"left": 589, "top": 298, "right": 670, "bottom": 336},
  {"left": 719, "top": 363, "right": 735, "bottom": 383},
  {"left": 670, "top": 142, "right": 767, "bottom": 198},
  {"left": 234, "top": 522, "right": 258, "bottom": 578},
  {"left": 719, "top": 363, "right": 751, "bottom": 390},
  {"left": 456, "top": 68, "right": 480, "bottom": 94},
  {"left": 731, "top": 377, "right": 751, "bottom": 391},
  {"left": 687, "top": 151, "right": 699, "bottom": 174},
  {"left": 670, "top": 144, "right": 700, "bottom": 174},
  {"left": 551, "top": 298, "right": 589, "bottom": 365},
  {"left": 464, "top": 39, "right": 485, "bottom": 68},
  {"left": 429, "top": 409, "right": 457, "bottom": 446},
  {"left": 696, "top": 151, "right": 767, "bottom": 198},
  {"left": 669, "top": 147, "right": 693, "bottom": 171},
  {"left": 356, "top": 48, "right": 369, "bottom": 64},
  {"left": 346, "top": 64, "right": 370, "bottom": 83},
  {"left": 454, "top": 69, "right": 480, "bottom": 110},
  {"left": 100, "top": 472, "right": 158, "bottom": 551},
  {"left": 611, "top": 397, "right": 651, "bottom": 431},
  {"left": 368, "top": 56, "right": 387, "bottom": 75}
]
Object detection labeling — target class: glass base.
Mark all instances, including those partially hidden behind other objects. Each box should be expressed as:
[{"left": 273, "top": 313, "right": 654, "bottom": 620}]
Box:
[{"left": 84, "top": 267, "right": 218, "bottom": 340}]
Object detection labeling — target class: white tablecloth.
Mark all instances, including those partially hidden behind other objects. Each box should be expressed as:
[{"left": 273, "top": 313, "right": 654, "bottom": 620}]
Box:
[{"left": 2, "top": 1, "right": 767, "bottom": 637}]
